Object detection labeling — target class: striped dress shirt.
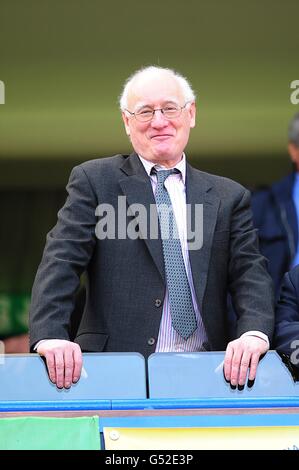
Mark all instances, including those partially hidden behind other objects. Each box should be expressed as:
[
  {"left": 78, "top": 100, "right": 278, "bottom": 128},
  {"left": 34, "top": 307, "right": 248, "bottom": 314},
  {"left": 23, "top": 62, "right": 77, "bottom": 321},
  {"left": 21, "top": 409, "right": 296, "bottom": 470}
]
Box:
[{"left": 138, "top": 154, "right": 208, "bottom": 352}]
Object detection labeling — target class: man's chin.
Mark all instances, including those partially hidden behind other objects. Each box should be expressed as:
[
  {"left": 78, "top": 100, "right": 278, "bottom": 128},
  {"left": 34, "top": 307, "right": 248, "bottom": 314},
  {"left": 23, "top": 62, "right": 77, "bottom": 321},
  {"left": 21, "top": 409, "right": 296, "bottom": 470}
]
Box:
[
  {"left": 151, "top": 145, "right": 176, "bottom": 160},
  {"left": 150, "top": 153, "right": 183, "bottom": 167}
]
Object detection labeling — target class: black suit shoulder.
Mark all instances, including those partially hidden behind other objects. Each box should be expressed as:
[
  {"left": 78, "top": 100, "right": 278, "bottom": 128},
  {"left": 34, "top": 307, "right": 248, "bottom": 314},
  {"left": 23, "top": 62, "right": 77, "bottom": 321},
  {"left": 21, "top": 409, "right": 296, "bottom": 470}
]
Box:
[
  {"left": 191, "top": 168, "right": 249, "bottom": 204},
  {"left": 78, "top": 154, "right": 127, "bottom": 175},
  {"left": 193, "top": 168, "right": 246, "bottom": 190},
  {"left": 69, "top": 155, "right": 129, "bottom": 192}
]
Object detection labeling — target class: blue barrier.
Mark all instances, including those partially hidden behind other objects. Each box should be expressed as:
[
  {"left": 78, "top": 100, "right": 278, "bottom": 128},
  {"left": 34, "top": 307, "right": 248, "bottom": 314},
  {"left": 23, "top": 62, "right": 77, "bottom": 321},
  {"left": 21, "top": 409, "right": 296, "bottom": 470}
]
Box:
[
  {"left": 0, "top": 351, "right": 298, "bottom": 413},
  {"left": 0, "top": 352, "right": 146, "bottom": 402},
  {"left": 148, "top": 351, "right": 299, "bottom": 398}
]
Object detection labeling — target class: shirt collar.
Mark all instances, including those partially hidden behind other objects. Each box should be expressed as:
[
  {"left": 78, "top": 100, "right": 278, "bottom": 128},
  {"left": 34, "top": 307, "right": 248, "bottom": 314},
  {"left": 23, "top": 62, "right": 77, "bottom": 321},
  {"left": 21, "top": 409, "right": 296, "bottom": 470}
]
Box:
[{"left": 138, "top": 154, "right": 186, "bottom": 184}]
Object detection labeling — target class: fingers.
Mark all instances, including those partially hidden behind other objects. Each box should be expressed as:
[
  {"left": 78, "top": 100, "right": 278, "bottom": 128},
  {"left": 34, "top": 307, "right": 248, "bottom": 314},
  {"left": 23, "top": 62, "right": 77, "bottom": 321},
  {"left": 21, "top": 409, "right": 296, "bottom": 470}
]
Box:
[
  {"left": 228, "top": 346, "right": 243, "bottom": 387},
  {"left": 37, "top": 339, "right": 82, "bottom": 388},
  {"left": 44, "top": 350, "right": 57, "bottom": 384},
  {"left": 73, "top": 344, "right": 83, "bottom": 384},
  {"left": 237, "top": 350, "right": 251, "bottom": 387},
  {"left": 54, "top": 349, "right": 65, "bottom": 388},
  {"left": 63, "top": 347, "right": 74, "bottom": 388},
  {"left": 223, "top": 336, "right": 269, "bottom": 388},
  {"left": 223, "top": 343, "right": 233, "bottom": 383},
  {"left": 248, "top": 352, "right": 260, "bottom": 382}
]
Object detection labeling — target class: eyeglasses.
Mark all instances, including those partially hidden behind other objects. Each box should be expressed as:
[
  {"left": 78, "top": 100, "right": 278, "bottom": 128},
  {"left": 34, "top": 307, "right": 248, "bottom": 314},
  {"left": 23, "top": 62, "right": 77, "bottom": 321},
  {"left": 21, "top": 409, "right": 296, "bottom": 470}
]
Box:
[{"left": 125, "top": 102, "right": 191, "bottom": 122}]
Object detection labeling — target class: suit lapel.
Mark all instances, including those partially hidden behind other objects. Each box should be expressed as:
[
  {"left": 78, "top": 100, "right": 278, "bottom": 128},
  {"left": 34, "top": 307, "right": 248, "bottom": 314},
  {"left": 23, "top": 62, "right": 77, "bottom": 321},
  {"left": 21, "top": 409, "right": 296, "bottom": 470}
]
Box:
[
  {"left": 119, "top": 153, "right": 165, "bottom": 282},
  {"left": 186, "top": 164, "right": 220, "bottom": 310},
  {"left": 118, "top": 154, "right": 220, "bottom": 299}
]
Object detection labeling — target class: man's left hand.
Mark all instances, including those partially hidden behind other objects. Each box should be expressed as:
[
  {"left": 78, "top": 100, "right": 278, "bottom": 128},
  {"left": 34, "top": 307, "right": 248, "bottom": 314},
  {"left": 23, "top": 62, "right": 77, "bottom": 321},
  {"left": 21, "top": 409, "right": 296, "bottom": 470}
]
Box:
[{"left": 223, "top": 336, "right": 269, "bottom": 387}]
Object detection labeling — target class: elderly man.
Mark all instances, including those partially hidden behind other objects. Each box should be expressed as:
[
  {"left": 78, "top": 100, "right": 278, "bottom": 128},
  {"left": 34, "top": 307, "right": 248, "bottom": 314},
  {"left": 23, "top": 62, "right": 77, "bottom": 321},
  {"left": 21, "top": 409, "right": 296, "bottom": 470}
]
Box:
[{"left": 30, "top": 66, "right": 274, "bottom": 389}]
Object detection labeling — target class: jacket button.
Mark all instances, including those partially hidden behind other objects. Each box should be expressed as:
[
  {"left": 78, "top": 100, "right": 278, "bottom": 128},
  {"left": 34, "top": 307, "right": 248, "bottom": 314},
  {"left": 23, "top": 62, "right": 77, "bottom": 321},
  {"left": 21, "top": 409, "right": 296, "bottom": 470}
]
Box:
[
  {"left": 155, "top": 299, "right": 162, "bottom": 307},
  {"left": 148, "top": 337, "right": 156, "bottom": 346}
]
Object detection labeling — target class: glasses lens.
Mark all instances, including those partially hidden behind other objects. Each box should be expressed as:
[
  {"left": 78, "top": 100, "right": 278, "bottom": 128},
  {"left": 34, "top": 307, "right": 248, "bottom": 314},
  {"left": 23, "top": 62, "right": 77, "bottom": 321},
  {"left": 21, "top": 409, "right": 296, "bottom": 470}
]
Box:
[
  {"left": 135, "top": 109, "right": 154, "bottom": 122},
  {"left": 162, "top": 105, "right": 181, "bottom": 119}
]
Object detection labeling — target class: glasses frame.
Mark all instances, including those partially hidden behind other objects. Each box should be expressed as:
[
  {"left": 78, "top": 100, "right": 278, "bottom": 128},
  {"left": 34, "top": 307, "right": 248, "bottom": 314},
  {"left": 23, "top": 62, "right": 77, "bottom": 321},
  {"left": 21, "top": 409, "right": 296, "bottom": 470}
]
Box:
[{"left": 125, "top": 101, "right": 191, "bottom": 122}]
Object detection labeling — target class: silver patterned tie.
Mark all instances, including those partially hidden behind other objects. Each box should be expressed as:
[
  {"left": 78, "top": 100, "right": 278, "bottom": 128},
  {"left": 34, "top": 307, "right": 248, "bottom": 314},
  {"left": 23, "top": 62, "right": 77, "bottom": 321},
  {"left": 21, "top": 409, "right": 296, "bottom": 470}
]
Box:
[{"left": 153, "top": 168, "right": 197, "bottom": 340}]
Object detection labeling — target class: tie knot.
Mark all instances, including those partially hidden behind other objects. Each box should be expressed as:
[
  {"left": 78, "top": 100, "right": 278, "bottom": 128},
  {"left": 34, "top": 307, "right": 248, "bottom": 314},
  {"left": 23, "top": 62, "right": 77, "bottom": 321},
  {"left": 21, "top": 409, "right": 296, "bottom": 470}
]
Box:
[{"left": 152, "top": 168, "right": 180, "bottom": 185}]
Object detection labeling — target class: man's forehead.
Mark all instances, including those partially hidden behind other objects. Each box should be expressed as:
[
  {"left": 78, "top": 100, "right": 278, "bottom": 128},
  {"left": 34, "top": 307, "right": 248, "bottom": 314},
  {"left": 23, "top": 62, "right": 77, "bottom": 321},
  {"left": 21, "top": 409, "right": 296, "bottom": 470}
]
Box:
[{"left": 127, "top": 74, "right": 183, "bottom": 109}]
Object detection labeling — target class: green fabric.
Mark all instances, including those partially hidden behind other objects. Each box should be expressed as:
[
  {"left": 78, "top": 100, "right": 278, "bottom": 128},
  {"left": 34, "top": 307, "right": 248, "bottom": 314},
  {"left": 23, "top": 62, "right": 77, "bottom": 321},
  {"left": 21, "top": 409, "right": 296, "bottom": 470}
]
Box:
[{"left": 0, "top": 416, "right": 101, "bottom": 450}]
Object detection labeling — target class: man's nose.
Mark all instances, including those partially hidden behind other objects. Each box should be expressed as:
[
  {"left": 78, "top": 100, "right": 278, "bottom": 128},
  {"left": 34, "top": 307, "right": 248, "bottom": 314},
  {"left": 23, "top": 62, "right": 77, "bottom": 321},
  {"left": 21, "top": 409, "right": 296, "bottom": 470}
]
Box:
[{"left": 151, "top": 109, "right": 168, "bottom": 127}]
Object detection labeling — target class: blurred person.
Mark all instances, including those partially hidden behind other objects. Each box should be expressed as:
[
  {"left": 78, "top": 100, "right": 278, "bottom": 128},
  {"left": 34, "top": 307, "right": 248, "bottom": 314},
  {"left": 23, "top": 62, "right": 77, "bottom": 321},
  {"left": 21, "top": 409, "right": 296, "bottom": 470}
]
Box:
[
  {"left": 251, "top": 113, "right": 299, "bottom": 297},
  {"left": 29, "top": 66, "right": 274, "bottom": 389},
  {"left": 1, "top": 333, "right": 29, "bottom": 353}
]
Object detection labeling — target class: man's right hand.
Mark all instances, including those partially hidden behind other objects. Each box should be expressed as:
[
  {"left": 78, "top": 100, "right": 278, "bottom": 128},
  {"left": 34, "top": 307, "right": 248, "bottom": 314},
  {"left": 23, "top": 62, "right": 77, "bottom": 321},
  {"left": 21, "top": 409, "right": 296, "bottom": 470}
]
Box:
[{"left": 36, "top": 339, "right": 83, "bottom": 389}]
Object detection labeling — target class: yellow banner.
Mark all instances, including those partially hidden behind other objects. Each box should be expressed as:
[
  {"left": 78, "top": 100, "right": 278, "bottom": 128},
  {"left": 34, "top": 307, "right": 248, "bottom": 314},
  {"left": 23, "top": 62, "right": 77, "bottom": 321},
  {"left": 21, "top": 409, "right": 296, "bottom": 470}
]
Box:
[{"left": 104, "top": 426, "right": 299, "bottom": 450}]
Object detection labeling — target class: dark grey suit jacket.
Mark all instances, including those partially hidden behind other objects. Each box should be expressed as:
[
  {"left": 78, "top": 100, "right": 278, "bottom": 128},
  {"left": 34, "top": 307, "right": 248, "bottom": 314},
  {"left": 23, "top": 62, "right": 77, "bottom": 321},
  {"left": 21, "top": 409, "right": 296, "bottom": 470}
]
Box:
[{"left": 29, "top": 153, "right": 274, "bottom": 357}]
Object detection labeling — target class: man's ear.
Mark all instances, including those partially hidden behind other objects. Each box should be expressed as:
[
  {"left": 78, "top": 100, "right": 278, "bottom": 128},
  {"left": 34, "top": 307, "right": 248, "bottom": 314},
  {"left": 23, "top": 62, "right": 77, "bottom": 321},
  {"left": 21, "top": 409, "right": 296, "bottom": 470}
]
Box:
[
  {"left": 189, "top": 102, "right": 196, "bottom": 128},
  {"left": 122, "top": 112, "right": 130, "bottom": 136}
]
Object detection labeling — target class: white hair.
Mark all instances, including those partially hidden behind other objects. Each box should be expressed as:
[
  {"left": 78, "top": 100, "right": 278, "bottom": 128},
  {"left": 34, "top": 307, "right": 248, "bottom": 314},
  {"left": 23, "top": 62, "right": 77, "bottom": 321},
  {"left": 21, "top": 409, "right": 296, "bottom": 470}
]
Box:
[{"left": 119, "top": 66, "right": 196, "bottom": 111}]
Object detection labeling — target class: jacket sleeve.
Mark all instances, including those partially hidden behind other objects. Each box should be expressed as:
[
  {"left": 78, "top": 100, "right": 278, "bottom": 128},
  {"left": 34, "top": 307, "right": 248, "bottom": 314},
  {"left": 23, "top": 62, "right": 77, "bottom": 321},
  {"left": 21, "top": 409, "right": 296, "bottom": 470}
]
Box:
[
  {"left": 228, "top": 188, "right": 275, "bottom": 340},
  {"left": 29, "top": 165, "right": 97, "bottom": 349}
]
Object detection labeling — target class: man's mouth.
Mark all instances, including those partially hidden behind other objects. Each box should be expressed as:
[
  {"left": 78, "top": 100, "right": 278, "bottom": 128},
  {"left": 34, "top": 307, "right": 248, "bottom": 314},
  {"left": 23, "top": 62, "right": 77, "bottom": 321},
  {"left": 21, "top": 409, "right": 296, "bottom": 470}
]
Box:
[{"left": 151, "top": 134, "right": 173, "bottom": 140}]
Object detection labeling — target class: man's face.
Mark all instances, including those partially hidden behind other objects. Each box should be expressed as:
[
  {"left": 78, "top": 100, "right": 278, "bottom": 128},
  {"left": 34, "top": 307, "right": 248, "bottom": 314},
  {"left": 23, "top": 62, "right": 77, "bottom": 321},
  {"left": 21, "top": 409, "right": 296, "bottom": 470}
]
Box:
[{"left": 122, "top": 73, "right": 196, "bottom": 167}]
